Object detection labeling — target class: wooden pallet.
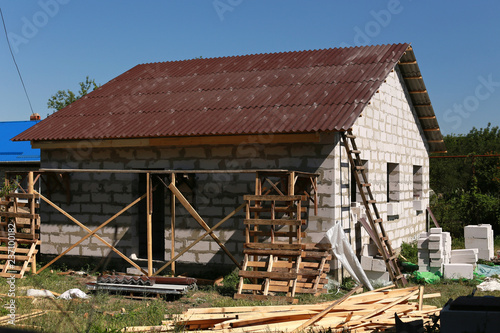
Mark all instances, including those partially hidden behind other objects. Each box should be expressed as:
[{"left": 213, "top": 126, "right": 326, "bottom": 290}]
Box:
[
  {"left": 0, "top": 239, "right": 40, "bottom": 278},
  {"left": 341, "top": 130, "right": 406, "bottom": 287},
  {"left": 0, "top": 190, "right": 41, "bottom": 278}
]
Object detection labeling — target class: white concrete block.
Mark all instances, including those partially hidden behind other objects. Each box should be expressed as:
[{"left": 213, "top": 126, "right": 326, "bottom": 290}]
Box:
[
  {"left": 371, "top": 258, "right": 387, "bottom": 272},
  {"left": 443, "top": 263, "right": 474, "bottom": 279},
  {"left": 465, "top": 238, "right": 490, "bottom": 250},
  {"left": 429, "top": 234, "right": 442, "bottom": 242},
  {"left": 419, "top": 232, "right": 429, "bottom": 239},
  {"left": 417, "top": 239, "right": 428, "bottom": 249},
  {"left": 418, "top": 265, "right": 429, "bottom": 272},
  {"left": 418, "top": 251, "right": 429, "bottom": 259},
  {"left": 418, "top": 258, "right": 430, "bottom": 266},
  {"left": 362, "top": 243, "right": 379, "bottom": 256},
  {"left": 428, "top": 241, "right": 441, "bottom": 250},
  {"left": 365, "top": 270, "right": 390, "bottom": 283},
  {"left": 360, "top": 256, "right": 373, "bottom": 271},
  {"left": 429, "top": 259, "right": 443, "bottom": 267},
  {"left": 465, "top": 225, "right": 491, "bottom": 239},
  {"left": 478, "top": 249, "right": 493, "bottom": 261},
  {"left": 429, "top": 266, "right": 442, "bottom": 274},
  {"left": 430, "top": 228, "right": 442, "bottom": 234},
  {"left": 450, "top": 254, "right": 477, "bottom": 264},
  {"left": 429, "top": 250, "right": 443, "bottom": 259}
]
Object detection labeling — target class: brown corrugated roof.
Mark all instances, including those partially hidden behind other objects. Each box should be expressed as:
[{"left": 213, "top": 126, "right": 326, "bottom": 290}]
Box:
[{"left": 13, "top": 43, "right": 443, "bottom": 151}]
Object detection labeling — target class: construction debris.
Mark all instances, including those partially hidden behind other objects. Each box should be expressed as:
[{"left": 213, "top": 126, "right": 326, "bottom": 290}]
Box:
[
  {"left": 120, "top": 285, "right": 440, "bottom": 332},
  {"left": 87, "top": 274, "right": 197, "bottom": 297}
]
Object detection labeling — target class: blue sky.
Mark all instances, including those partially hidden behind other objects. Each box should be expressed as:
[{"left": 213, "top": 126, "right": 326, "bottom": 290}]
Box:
[{"left": 0, "top": 0, "right": 499, "bottom": 136}]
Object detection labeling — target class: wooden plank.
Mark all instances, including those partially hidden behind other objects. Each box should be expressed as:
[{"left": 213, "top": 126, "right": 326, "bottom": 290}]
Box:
[
  {"left": 146, "top": 173, "right": 153, "bottom": 276},
  {"left": 0, "top": 222, "right": 40, "bottom": 229},
  {"left": 233, "top": 293, "right": 297, "bottom": 304},
  {"left": 0, "top": 212, "right": 39, "bottom": 219},
  {"left": 291, "top": 285, "right": 363, "bottom": 332},
  {"left": 246, "top": 260, "right": 330, "bottom": 271},
  {"left": 238, "top": 270, "right": 297, "bottom": 280},
  {"left": 5, "top": 193, "right": 40, "bottom": 199},
  {"left": 0, "top": 201, "right": 39, "bottom": 208},
  {"left": 0, "top": 232, "right": 38, "bottom": 240},
  {"left": 248, "top": 230, "right": 307, "bottom": 238},
  {"left": 244, "top": 195, "right": 305, "bottom": 201},
  {"left": 243, "top": 249, "right": 301, "bottom": 257},
  {"left": 244, "top": 243, "right": 302, "bottom": 250},
  {"left": 301, "top": 251, "right": 331, "bottom": 259},
  {"left": 248, "top": 206, "right": 308, "bottom": 213},
  {"left": 170, "top": 173, "right": 176, "bottom": 275},
  {"left": 0, "top": 247, "right": 34, "bottom": 253},
  {"left": 244, "top": 219, "right": 303, "bottom": 226}
]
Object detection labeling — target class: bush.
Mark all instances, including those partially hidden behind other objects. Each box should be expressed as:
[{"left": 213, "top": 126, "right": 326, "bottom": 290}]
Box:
[{"left": 399, "top": 241, "right": 418, "bottom": 264}]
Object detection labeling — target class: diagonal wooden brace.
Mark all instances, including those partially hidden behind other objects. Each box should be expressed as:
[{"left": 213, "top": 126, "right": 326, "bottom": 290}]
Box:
[
  {"left": 168, "top": 182, "right": 242, "bottom": 269},
  {"left": 36, "top": 191, "right": 148, "bottom": 275},
  {"left": 153, "top": 202, "right": 245, "bottom": 276}
]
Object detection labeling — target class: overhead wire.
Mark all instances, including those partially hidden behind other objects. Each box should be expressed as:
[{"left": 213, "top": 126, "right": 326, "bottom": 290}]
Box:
[{"left": 0, "top": 7, "right": 35, "bottom": 115}]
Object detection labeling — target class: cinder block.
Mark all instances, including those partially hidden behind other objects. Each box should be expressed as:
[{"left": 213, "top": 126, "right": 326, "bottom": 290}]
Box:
[
  {"left": 362, "top": 243, "right": 379, "bottom": 256},
  {"left": 443, "top": 263, "right": 474, "bottom": 279},
  {"left": 371, "top": 258, "right": 387, "bottom": 272},
  {"left": 429, "top": 259, "right": 443, "bottom": 267},
  {"left": 418, "top": 264, "right": 429, "bottom": 271},
  {"left": 429, "top": 250, "right": 443, "bottom": 259},
  {"left": 428, "top": 266, "right": 442, "bottom": 274},
  {"left": 477, "top": 249, "right": 493, "bottom": 261},
  {"left": 450, "top": 254, "right": 477, "bottom": 264},
  {"left": 429, "top": 234, "right": 442, "bottom": 242},
  {"left": 428, "top": 241, "right": 441, "bottom": 250},
  {"left": 418, "top": 258, "right": 430, "bottom": 266},
  {"left": 465, "top": 225, "right": 491, "bottom": 239},
  {"left": 417, "top": 238, "right": 429, "bottom": 249},
  {"left": 465, "top": 238, "right": 490, "bottom": 250},
  {"left": 360, "top": 256, "right": 373, "bottom": 271},
  {"left": 430, "top": 228, "right": 442, "bottom": 234},
  {"left": 418, "top": 251, "right": 429, "bottom": 259},
  {"left": 419, "top": 232, "right": 429, "bottom": 239},
  {"left": 365, "top": 270, "right": 390, "bottom": 283},
  {"left": 451, "top": 249, "right": 478, "bottom": 264}
]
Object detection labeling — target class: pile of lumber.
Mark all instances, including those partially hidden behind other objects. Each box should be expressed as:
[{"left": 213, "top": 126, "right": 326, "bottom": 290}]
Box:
[{"left": 122, "top": 285, "right": 441, "bottom": 332}]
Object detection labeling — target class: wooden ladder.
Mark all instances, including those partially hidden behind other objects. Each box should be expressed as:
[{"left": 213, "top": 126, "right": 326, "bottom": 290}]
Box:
[{"left": 341, "top": 130, "right": 407, "bottom": 287}]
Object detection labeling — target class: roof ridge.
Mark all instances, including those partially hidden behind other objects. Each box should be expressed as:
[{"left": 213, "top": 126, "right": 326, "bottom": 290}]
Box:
[{"left": 137, "top": 43, "right": 409, "bottom": 66}]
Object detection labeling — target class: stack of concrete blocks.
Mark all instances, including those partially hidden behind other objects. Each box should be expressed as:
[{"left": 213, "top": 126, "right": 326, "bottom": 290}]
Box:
[
  {"left": 417, "top": 228, "right": 451, "bottom": 274},
  {"left": 360, "top": 242, "right": 390, "bottom": 283},
  {"left": 465, "top": 224, "right": 494, "bottom": 261},
  {"left": 442, "top": 249, "right": 478, "bottom": 279}
]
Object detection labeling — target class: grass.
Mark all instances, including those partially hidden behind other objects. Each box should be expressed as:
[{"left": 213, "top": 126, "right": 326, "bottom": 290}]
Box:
[{"left": 2, "top": 262, "right": 500, "bottom": 333}]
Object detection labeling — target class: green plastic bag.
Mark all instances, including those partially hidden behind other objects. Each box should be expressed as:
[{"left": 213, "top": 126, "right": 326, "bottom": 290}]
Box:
[
  {"left": 401, "top": 262, "right": 419, "bottom": 272},
  {"left": 413, "top": 271, "right": 441, "bottom": 284}
]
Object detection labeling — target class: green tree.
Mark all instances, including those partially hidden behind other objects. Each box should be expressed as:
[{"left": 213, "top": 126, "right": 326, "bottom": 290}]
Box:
[
  {"left": 430, "top": 123, "right": 500, "bottom": 237},
  {"left": 47, "top": 76, "right": 100, "bottom": 112}
]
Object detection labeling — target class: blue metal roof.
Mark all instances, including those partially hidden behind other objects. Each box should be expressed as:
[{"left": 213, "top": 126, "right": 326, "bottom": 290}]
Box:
[{"left": 0, "top": 121, "right": 40, "bottom": 163}]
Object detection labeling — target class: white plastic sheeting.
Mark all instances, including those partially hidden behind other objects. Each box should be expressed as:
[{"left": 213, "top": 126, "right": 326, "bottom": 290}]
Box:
[{"left": 326, "top": 222, "right": 373, "bottom": 290}]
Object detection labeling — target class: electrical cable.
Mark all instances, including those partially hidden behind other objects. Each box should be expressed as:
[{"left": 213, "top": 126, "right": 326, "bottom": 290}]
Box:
[{"left": 0, "top": 7, "right": 35, "bottom": 115}]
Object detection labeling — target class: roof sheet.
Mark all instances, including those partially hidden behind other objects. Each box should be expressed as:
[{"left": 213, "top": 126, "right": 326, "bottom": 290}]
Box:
[
  {"left": 14, "top": 44, "right": 413, "bottom": 142},
  {"left": 0, "top": 121, "right": 40, "bottom": 163}
]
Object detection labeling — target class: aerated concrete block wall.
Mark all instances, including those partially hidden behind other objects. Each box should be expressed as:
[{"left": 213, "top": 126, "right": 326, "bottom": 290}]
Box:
[
  {"left": 342, "top": 67, "right": 429, "bottom": 249},
  {"left": 39, "top": 133, "right": 338, "bottom": 268}
]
